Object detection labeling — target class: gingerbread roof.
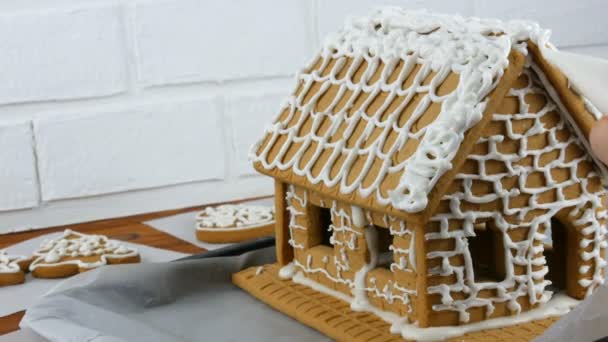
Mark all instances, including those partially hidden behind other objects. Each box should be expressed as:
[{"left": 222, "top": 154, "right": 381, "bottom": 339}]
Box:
[{"left": 250, "top": 8, "right": 604, "bottom": 223}]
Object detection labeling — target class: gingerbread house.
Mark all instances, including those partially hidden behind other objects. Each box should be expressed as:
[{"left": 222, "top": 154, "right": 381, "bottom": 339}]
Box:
[{"left": 234, "top": 8, "right": 608, "bottom": 341}]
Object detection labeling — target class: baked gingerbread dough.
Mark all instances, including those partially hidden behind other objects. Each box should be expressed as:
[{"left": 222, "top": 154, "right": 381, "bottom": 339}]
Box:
[
  {"left": 29, "top": 229, "right": 141, "bottom": 279},
  {"left": 195, "top": 204, "right": 275, "bottom": 243},
  {"left": 0, "top": 249, "right": 31, "bottom": 287}
]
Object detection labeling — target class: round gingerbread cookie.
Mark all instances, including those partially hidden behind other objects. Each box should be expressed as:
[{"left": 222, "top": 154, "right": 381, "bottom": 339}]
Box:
[
  {"left": 29, "top": 229, "right": 141, "bottom": 279},
  {"left": 0, "top": 249, "right": 31, "bottom": 287},
  {"left": 195, "top": 204, "right": 275, "bottom": 243}
]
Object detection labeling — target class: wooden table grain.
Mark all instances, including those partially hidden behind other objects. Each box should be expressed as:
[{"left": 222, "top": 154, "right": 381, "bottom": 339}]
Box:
[{"left": 0, "top": 196, "right": 271, "bottom": 335}]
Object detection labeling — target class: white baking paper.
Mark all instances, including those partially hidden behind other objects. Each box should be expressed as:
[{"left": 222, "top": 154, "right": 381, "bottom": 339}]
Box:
[
  {"left": 0, "top": 232, "right": 187, "bottom": 317},
  {"left": 535, "top": 284, "right": 608, "bottom": 341},
  {"left": 21, "top": 247, "right": 326, "bottom": 342},
  {"left": 144, "top": 197, "right": 274, "bottom": 251},
  {"left": 18, "top": 244, "right": 608, "bottom": 342},
  {"left": 0, "top": 329, "right": 46, "bottom": 342}
]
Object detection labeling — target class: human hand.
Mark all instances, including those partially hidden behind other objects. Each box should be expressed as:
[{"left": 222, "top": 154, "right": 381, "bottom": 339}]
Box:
[{"left": 590, "top": 117, "right": 608, "bottom": 165}]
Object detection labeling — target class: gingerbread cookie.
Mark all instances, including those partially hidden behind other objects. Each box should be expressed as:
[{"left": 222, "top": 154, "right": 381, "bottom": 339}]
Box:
[
  {"left": 0, "top": 249, "right": 31, "bottom": 287},
  {"left": 30, "top": 229, "right": 141, "bottom": 279},
  {"left": 195, "top": 204, "right": 275, "bottom": 243}
]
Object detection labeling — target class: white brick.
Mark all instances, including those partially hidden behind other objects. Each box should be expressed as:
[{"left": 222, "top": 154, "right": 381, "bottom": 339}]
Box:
[
  {"left": 34, "top": 98, "right": 225, "bottom": 201},
  {"left": 318, "top": 0, "right": 473, "bottom": 40},
  {"left": 0, "top": 6, "right": 128, "bottom": 104},
  {"left": 0, "top": 177, "right": 272, "bottom": 233},
  {"left": 476, "top": 0, "right": 608, "bottom": 47},
  {"left": 227, "top": 91, "right": 288, "bottom": 176},
  {"left": 563, "top": 45, "right": 608, "bottom": 59},
  {"left": 134, "top": 0, "right": 313, "bottom": 85},
  {"left": 0, "top": 122, "right": 39, "bottom": 211}
]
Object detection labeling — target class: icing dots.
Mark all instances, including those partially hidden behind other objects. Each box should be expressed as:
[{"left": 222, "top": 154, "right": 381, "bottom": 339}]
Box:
[
  {"left": 195, "top": 204, "right": 274, "bottom": 231},
  {"left": 30, "top": 229, "right": 139, "bottom": 271}
]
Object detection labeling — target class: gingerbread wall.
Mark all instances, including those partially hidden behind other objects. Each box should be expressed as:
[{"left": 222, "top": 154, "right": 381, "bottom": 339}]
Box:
[
  {"left": 286, "top": 185, "right": 421, "bottom": 323},
  {"left": 280, "top": 65, "right": 608, "bottom": 329},
  {"left": 422, "top": 66, "right": 608, "bottom": 327}
]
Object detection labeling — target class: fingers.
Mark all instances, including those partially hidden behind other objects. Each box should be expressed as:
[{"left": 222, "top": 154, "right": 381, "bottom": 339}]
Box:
[{"left": 590, "top": 116, "right": 608, "bottom": 165}]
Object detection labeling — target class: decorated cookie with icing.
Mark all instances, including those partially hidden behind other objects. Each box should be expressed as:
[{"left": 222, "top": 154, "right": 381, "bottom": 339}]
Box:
[
  {"left": 0, "top": 249, "right": 31, "bottom": 286},
  {"left": 29, "top": 229, "right": 141, "bottom": 279},
  {"left": 195, "top": 204, "right": 275, "bottom": 243}
]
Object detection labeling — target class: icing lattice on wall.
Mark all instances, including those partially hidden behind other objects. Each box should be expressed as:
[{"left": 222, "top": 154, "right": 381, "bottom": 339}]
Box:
[
  {"left": 286, "top": 185, "right": 418, "bottom": 321},
  {"left": 425, "top": 64, "right": 608, "bottom": 323}
]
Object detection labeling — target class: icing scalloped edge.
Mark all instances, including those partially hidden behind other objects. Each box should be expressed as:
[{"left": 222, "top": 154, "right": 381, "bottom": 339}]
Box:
[{"left": 251, "top": 7, "right": 557, "bottom": 214}]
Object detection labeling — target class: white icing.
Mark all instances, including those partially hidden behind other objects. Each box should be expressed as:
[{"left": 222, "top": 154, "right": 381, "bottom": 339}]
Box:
[
  {"left": 286, "top": 185, "right": 417, "bottom": 318},
  {"left": 195, "top": 204, "right": 274, "bottom": 231},
  {"left": 289, "top": 269, "right": 577, "bottom": 342},
  {"left": 424, "top": 64, "right": 607, "bottom": 321},
  {"left": 251, "top": 8, "right": 553, "bottom": 213},
  {"left": 351, "top": 210, "right": 375, "bottom": 310},
  {"left": 253, "top": 8, "right": 608, "bottom": 335},
  {"left": 278, "top": 262, "right": 296, "bottom": 279},
  {"left": 0, "top": 249, "right": 26, "bottom": 274},
  {"left": 30, "top": 230, "right": 139, "bottom": 271},
  {"left": 278, "top": 63, "right": 607, "bottom": 329}
]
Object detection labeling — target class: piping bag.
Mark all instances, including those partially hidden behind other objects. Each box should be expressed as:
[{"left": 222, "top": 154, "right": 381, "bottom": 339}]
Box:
[
  {"left": 541, "top": 48, "right": 608, "bottom": 182},
  {"left": 543, "top": 49, "right": 608, "bottom": 114}
]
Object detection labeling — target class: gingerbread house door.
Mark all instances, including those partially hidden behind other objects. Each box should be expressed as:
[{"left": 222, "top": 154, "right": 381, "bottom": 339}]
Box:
[{"left": 545, "top": 215, "right": 591, "bottom": 300}]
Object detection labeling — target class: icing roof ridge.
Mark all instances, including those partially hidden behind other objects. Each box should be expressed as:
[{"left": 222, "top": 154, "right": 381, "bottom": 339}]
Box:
[
  {"left": 321, "top": 7, "right": 551, "bottom": 68},
  {"left": 250, "top": 8, "right": 552, "bottom": 216}
]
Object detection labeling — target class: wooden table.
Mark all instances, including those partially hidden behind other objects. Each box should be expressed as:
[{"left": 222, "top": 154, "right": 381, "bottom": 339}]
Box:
[{"left": 0, "top": 196, "right": 270, "bottom": 336}]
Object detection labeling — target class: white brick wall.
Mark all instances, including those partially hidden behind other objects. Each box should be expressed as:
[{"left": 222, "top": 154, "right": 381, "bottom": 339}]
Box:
[
  {"left": 226, "top": 92, "right": 287, "bottom": 176},
  {"left": 34, "top": 98, "right": 224, "bottom": 201},
  {"left": 134, "top": 0, "right": 314, "bottom": 85},
  {"left": 0, "top": 122, "right": 38, "bottom": 211},
  {"left": 0, "top": 5, "right": 128, "bottom": 104},
  {"left": 0, "top": 1, "right": 606, "bottom": 232}
]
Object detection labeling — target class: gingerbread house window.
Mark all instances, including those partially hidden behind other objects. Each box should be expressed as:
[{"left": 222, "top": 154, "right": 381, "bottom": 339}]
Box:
[
  {"left": 469, "top": 222, "right": 506, "bottom": 283},
  {"left": 375, "top": 225, "right": 393, "bottom": 269},
  {"left": 307, "top": 203, "right": 333, "bottom": 248},
  {"left": 545, "top": 218, "right": 568, "bottom": 291}
]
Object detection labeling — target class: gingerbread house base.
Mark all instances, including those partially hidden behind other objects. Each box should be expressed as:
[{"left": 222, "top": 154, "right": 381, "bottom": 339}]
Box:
[{"left": 233, "top": 264, "right": 562, "bottom": 342}]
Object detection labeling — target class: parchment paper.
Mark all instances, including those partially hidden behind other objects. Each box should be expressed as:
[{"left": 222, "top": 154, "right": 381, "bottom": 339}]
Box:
[
  {"left": 21, "top": 247, "right": 326, "bottom": 342},
  {"left": 144, "top": 198, "right": 274, "bottom": 251},
  {"left": 0, "top": 232, "right": 187, "bottom": 317},
  {"left": 535, "top": 285, "right": 608, "bottom": 341},
  {"left": 18, "top": 245, "right": 608, "bottom": 342}
]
